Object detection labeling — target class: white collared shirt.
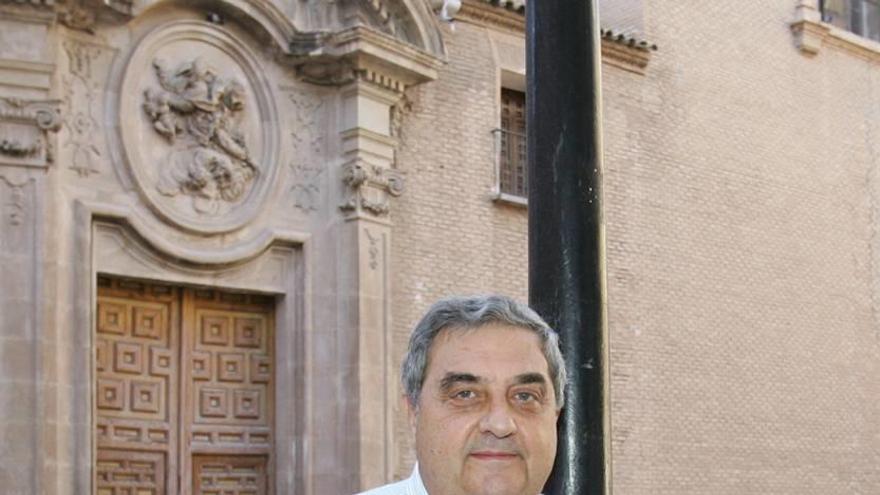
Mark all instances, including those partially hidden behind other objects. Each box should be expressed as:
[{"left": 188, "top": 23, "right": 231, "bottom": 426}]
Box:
[{"left": 356, "top": 464, "right": 429, "bottom": 495}]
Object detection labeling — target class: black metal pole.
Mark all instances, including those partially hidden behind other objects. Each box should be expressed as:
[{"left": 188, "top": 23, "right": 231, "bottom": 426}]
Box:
[{"left": 526, "top": 1, "right": 609, "bottom": 494}]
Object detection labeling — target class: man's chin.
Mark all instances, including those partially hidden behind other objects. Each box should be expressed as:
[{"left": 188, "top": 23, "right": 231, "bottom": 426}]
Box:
[
  {"left": 462, "top": 463, "right": 529, "bottom": 495},
  {"left": 463, "top": 478, "right": 529, "bottom": 495}
]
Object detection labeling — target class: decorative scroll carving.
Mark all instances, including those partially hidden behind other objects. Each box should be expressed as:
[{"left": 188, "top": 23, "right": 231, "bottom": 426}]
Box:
[
  {"left": 340, "top": 160, "right": 404, "bottom": 216},
  {"left": 142, "top": 58, "right": 258, "bottom": 214},
  {"left": 0, "top": 97, "right": 62, "bottom": 168},
  {"left": 0, "top": 98, "right": 62, "bottom": 132},
  {"left": 62, "top": 39, "right": 103, "bottom": 176}
]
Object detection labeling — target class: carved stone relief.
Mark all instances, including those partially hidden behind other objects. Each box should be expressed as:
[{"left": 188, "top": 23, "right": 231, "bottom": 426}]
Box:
[
  {"left": 351, "top": 0, "right": 413, "bottom": 42},
  {"left": 389, "top": 92, "right": 415, "bottom": 167},
  {"left": 143, "top": 58, "right": 258, "bottom": 214},
  {"left": 365, "top": 227, "right": 379, "bottom": 270},
  {"left": 0, "top": 138, "right": 41, "bottom": 158},
  {"left": 118, "top": 21, "right": 279, "bottom": 234},
  {"left": 340, "top": 160, "right": 404, "bottom": 216},
  {"left": 58, "top": 1, "right": 97, "bottom": 34},
  {"left": 0, "top": 174, "right": 30, "bottom": 227},
  {"left": 62, "top": 39, "right": 104, "bottom": 176},
  {"left": 287, "top": 90, "right": 324, "bottom": 212},
  {"left": 290, "top": 162, "right": 323, "bottom": 212},
  {"left": 0, "top": 97, "right": 62, "bottom": 169}
]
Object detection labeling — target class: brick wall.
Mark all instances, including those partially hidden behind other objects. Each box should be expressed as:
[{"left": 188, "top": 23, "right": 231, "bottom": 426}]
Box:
[{"left": 605, "top": 1, "right": 879, "bottom": 492}]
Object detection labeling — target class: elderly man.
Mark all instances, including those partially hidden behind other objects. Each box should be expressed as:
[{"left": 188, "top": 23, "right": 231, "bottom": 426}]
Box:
[{"left": 358, "top": 294, "right": 567, "bottom": 495}]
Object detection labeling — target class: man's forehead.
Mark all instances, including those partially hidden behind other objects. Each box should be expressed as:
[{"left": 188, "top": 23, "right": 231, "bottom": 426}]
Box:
[{"left": 426, "top": 323, "right": 550, "bottom": 380}]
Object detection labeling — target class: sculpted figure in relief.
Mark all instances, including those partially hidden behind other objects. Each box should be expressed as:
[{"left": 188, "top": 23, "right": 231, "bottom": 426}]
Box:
[{"left": 143, "top": 58, "right": 258, "bottom": 214}]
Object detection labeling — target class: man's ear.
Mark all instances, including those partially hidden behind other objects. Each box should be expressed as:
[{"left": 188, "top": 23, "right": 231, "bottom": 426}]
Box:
[{"left": 403, "top": 394, "right": 418, "bottom": 433}]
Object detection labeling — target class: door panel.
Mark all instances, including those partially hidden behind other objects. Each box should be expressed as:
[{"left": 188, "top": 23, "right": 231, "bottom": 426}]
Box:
[
  {"left": 182, "top": 290, "right": 274, "bottom": 494},
  {"left": 96, "top": 450, "right": 166, "bottom": 495},
  {"left": 96, "top": 279, "right": 274, "bottom": 495},
  {"left": 192, "top": 455, "right": 267, "bottom": 494},
  {"left": 96, "top": 279, "right": 179, "bottom": 495}
]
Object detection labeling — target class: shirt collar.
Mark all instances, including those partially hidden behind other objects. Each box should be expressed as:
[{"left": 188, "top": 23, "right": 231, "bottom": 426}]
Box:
[{"left": 408, "top": 463, "right": 429, "bottom": 495}]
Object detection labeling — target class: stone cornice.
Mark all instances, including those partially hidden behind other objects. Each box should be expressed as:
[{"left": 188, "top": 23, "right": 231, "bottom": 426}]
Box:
[
  {"left": 457, "top": 1, "right": 656, "bottom": 73},
  {"left": 600, "top": 31, "right": 656, "bottom": 74},
  {"left": 292, "top": 25, "right": 443, "bottom": 90},
  {"left": 458, "top": 0, "right": 524, "bottom": 33}
]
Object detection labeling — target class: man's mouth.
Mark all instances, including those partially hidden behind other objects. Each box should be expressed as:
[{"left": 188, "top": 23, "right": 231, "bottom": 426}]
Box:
[{"left": 469, "top": 451, "right": 519, "bottom": 461}]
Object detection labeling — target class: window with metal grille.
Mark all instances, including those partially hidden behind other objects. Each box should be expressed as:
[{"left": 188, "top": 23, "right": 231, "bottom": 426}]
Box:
[
  {"left": 821, "top": 0, "right": 880, "bottom": 42},
  {"left": 496, "top": 88, "right": 527, "bottom": 199}
]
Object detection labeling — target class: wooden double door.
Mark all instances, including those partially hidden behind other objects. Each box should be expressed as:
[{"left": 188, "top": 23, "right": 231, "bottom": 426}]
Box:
[{"left": 94, "top": 278, "right": 275, "bottom": 494}]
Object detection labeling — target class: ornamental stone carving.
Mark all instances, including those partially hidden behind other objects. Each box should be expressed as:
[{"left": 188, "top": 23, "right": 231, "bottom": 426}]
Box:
[
  {"left": 0, "top": 97, "right": 62, "bottom": 168},
  {"left": 340, "top": 160, "right": 404, "bottom": 216},
  {"left": 0, "top": 138, "right": 42, "bottom": 157},
  {"left": 118, "top": 21, "right": 279, "bottom": 234},
  {"left": 62, "top": 39, "right": 104, "bottom": 177},
  {"left": 143, "top": 58, "right": 258, "bottom": 214}
]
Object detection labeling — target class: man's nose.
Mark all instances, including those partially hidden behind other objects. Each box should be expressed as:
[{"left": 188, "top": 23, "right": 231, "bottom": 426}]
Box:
[{"left": 479, "top": 397, "right": 517, "bottom": 438}]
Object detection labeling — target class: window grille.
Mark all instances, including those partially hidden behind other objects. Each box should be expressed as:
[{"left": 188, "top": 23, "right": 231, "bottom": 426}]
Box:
[
  {"left": 496, "top": 88, "right": 527, "bottom": 199},
  {"left": 821, "top": 0, "right": 880, "bottom": 42}
]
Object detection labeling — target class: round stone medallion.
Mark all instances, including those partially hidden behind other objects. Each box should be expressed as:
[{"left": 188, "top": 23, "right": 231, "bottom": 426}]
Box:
[{"left": 119, "top": 21, "right": 279, "bottom": 234}]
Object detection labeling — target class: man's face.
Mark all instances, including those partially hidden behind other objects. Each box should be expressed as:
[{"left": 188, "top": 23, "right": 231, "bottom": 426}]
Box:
[{"left": 408, "top": 324, "right": 559, "bottom": 495}]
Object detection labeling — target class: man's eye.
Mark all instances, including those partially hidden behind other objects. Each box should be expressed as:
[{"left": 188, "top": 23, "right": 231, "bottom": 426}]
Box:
[
  {"left": 453, "top": 390, "right": 476, "bottom": 400},
  {"left": 514, "top": 391, "right": 539, "bottom": 403}
]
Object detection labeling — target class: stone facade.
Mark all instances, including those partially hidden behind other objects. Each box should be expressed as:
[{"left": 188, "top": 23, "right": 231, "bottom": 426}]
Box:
[{"left": 0, "top": 0, "right": 878, "bottom": 494}]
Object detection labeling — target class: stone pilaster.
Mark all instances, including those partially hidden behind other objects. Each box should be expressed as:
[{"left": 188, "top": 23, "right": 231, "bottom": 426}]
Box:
[
  {"left": 337, "top": 70, "right": 405, "bottom": 489},
  {"left": 0, "top": 4, "right": 60, "bottom": 491},
  {"left": 289, "top": 22, "right": 442, "bottom": 490}
]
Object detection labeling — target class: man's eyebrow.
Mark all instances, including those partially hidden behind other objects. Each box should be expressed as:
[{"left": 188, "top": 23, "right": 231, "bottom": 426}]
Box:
[
  {"left": 513, "top": 372, "right": 548, "bottom": 386},
  {"left": 439, "top": 372, "right": 481, "bottom": 391}
]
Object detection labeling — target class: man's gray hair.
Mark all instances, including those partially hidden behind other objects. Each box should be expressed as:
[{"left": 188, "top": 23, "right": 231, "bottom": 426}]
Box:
[{"left": 401, "top": 294, "right": 567, "bottom": 409}]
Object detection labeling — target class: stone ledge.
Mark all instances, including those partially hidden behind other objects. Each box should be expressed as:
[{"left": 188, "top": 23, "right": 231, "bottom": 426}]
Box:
[
  {"left": 492, "top": 191, "right": 528, "bottom": 208},
  {"left": 791, "top": 2, "right": 880, "bottom": 62}
]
